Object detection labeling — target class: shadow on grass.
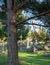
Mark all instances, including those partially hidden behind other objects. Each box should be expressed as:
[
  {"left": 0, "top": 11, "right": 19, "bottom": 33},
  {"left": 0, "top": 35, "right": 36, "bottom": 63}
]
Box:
[
  {"left": 0, "top": 52, "right": 50, "bottom": 65},
  {"left": 19, "top": 55, "right": 50, "bottom": 65}
]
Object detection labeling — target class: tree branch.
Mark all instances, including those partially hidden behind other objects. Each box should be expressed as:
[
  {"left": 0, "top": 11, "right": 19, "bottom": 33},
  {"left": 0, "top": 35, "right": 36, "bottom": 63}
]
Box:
[
  {"left": 16, "top": 10, "right": 50, "bottom": 25},
  {"left": 0, "top": 6, "right": 8, "bottom": 12},
  {"left": 15, "top": 0, "right": 30, "bottom": 13},
  {"left": 24, "top": 22, "right": 50, "bottom": 27},
  {"left": 0, "top": 19, "right": 7, "bottom": 24}
]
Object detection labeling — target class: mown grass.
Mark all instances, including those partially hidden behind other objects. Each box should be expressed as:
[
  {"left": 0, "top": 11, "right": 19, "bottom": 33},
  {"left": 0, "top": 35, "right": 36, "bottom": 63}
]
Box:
[
  {"left": 0, "top": 54, "right": 8, "bottom": 65},
  {"left": 0, "top": 51, "right": 50, "bottom": 65}
]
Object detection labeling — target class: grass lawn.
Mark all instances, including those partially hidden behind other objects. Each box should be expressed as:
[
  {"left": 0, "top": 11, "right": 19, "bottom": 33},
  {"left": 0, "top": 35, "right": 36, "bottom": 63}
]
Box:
[{"left": 0, "top": 51, "right": 50, "bottom": 65}]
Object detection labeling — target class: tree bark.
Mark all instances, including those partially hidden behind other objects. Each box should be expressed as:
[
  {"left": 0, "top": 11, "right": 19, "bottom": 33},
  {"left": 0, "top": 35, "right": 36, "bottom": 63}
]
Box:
[{"left": 7, "top": 0, "right": 19, "bottom": 65}]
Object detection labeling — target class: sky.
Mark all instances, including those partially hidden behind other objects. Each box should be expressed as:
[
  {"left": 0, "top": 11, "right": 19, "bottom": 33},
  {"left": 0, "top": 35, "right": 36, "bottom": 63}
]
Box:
[
  {"left": 36, "top": 0, "right": 44, "bottom": 3},
  {"left": 22, "top": 10, "right": 44, "bottom": 32},
  {"left": 0, "top": 0, "right": 4, "bottom": 11},
  {"left": 0, "top": 0, "right": 4, "bottom": 6}
]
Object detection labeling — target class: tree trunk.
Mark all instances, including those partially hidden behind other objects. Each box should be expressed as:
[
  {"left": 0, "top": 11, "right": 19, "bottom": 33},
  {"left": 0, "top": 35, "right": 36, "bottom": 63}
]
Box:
[
  {"left": 27, "top": 38, "right": 30, "bottom": 49},
  {"left": 44, "top": 40, "right": 49, "bottom": 50},
  {"left": 7, "top": 0, "right": 19, "bottom": 65}
]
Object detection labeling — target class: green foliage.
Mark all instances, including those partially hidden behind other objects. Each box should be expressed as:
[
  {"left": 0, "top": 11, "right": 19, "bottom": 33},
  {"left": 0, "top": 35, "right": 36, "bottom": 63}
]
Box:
[
  {"left": 0, "top": 22, "right": 2, "bottom": 29},
  {"left": 0, "top": 22, "right": 3, "bottom": 38},
  {"left": 0, "top": 22, "right": 7, "bottom": 41},
  {"left": 38, "top": 28, "right": 48, "bottom": 41},
  {"left": 31, "top": 27, "right": 48, "bottom": 42},
  {"left": 16, "top": 10, "right": 26, "bottom": 23},
  {"left": 31, "top": 31, "right": 39, "bottom": 40},
  {"left": 0, "top": 11, "right": 7, "bottom": 20},
  {"left": 17, "top": 25, "right": 29, "bottom": 40}
]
